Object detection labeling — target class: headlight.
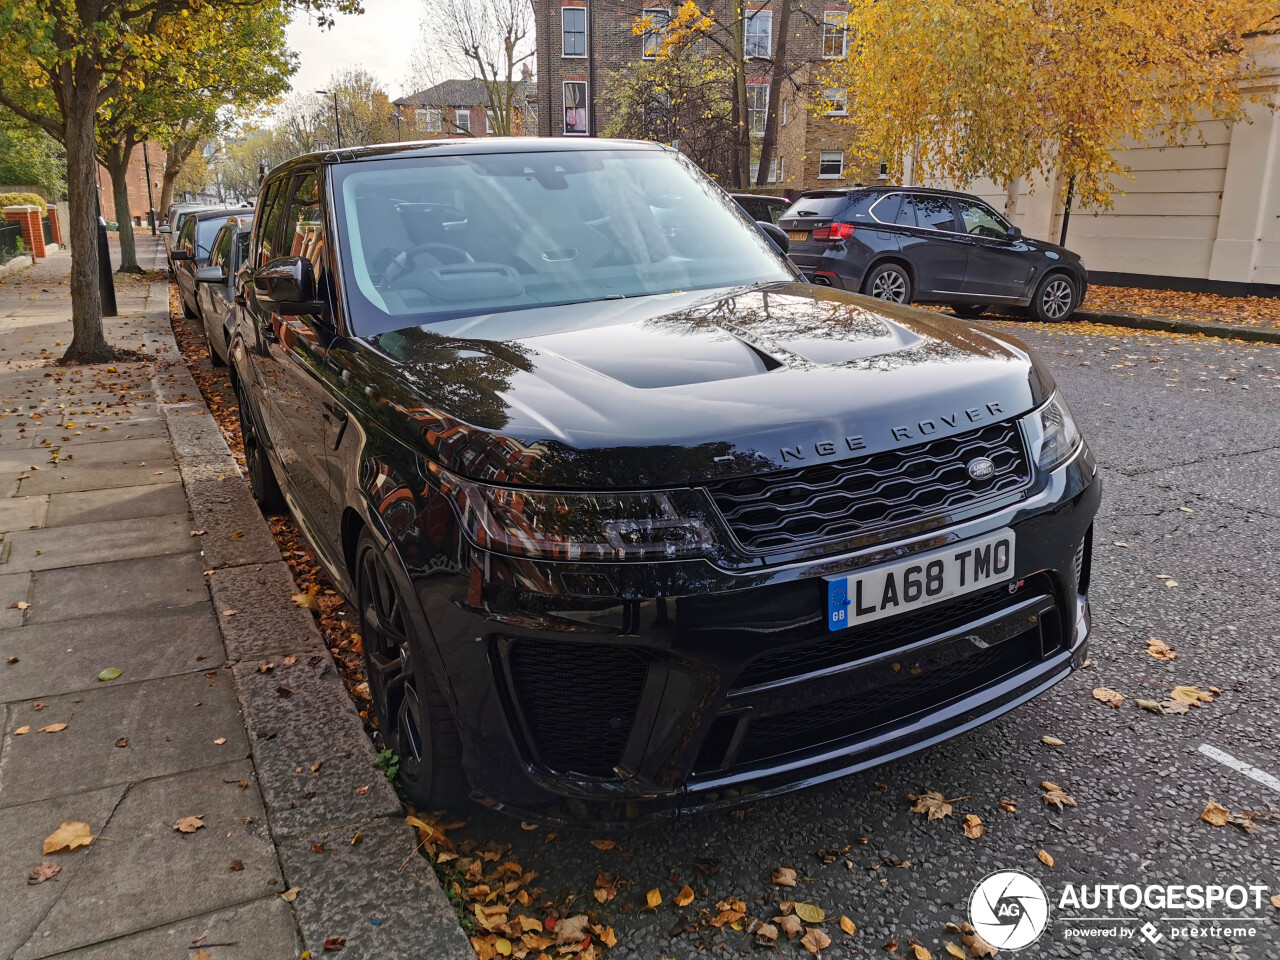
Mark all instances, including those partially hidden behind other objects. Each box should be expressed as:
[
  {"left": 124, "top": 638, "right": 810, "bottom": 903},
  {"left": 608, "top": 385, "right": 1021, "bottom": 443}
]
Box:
[
  {"left": 425, "top": 462, "right": 718, "bottom": 561},
  {"left": 1022, "top": 391, "right": 1082, "bottom": 472}
]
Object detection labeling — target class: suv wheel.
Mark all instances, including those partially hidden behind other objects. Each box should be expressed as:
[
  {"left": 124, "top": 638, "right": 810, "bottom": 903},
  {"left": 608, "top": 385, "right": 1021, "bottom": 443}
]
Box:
[
  {"left": 355, "top": 529, "right": 465, "bottom": 810},
  {"left": 864, "top": 263, "right": 912, "bottom": 304},
  {"left": 235, "top": 380, "right": 285, "bottom": 513},
  {"left": 951, "top": 304, "right": 987, "bottom": 318},
  {"left": 1031, "top": 274, "right": 1077, "bottom": 322}
]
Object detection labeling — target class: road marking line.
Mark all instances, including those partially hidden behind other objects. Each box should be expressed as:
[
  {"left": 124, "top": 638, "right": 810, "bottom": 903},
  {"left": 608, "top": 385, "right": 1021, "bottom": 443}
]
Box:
[{"left": 1197, "top": 743, "right": 1280, "bottom": 795}]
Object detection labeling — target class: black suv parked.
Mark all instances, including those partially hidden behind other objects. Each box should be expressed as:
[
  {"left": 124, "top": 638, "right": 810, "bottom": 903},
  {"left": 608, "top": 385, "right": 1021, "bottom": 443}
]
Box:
[
  {"left": 232, "top": 139, "right": 1099, "bottom": 825},
  {"left": 779, "top": 187, "right": 1088, "bottom": 322}
]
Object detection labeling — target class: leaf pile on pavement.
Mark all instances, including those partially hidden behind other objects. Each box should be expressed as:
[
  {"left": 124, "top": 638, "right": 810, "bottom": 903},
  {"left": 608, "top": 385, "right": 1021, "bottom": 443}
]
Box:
[
  {"left": 1083, "top": 284, "right": 1280, "bottom": 331},
  {"left": 1200, "top": 799, "right": 1268, "bottom": 834}
]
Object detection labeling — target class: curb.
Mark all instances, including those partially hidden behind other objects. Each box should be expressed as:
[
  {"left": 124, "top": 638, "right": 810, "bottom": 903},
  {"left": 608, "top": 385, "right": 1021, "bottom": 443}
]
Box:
[
  {"left": 146, "top": 277, "right": 472, "bottom": 959},
  {"left": 0, "top": 253, "right": 35, "bottom": 280},
  {"left": 1075, "top": 309, "right": 1280, "bottom": 345}
]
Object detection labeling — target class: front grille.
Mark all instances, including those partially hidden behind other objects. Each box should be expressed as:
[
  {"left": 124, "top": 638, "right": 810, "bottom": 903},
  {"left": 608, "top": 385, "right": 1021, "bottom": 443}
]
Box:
[
  {"left": 735, "top": 628, "right": 1041, "bottom": 766},
  {"left": 507, "top": 640, "right": 648, "bottom": 778},
  {"left": 707, "top": 420, "right": 1030, "bottom": 554}
]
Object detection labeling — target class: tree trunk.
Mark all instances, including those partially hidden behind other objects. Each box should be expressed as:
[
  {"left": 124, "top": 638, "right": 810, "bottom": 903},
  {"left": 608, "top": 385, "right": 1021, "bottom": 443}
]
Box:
[
  {"left": 62, "top": 82, "right": 116, "bottom": 365},
  {"left": 159, "top": 136, "right": 197, "bottom": 221},
  {"left": 754, "top": 0, "right": 792, "bottom": 187},
  {"left": 104, "top": 140, "right": 140, "bottom": 274},
  {"left": 733, "top": 1, "right": 750, "bottom": 189}
]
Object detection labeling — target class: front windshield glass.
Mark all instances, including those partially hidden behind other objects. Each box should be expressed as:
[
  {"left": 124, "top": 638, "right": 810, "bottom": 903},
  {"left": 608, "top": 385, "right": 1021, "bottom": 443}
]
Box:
[{"left": 331, "top": 147, "right": 795, "bottom": 337}]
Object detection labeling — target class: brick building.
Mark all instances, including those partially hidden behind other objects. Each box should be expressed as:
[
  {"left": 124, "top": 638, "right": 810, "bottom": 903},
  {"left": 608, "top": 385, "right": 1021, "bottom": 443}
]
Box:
[
  {"left": 529, "top": 0, "right": 881, "bottom": 191},
  {"left": 392, "top": 79, "right": 535, "bottom": 139},
  {"left": 96, "top": 140, "right": 165, "bottom": 225}
]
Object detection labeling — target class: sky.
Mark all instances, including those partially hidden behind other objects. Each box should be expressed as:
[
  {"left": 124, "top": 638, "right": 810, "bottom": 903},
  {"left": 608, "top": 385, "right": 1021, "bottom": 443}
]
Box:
[{"left": 285, "top": 0, "right": 424, "bottom": 103}]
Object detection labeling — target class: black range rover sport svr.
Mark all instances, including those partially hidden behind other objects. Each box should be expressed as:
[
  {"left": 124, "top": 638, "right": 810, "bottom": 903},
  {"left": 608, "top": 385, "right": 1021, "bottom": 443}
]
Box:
[{"left": 231, "top": 138, "right": 1100, "bottom": 826}]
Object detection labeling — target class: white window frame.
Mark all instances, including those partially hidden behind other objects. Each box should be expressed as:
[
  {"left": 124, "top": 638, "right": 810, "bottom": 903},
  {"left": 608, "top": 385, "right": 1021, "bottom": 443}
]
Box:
[
  {"left": 482, "top": 111, "right": 491, "bottom": 135},
  {"left": 642, "top": 7, "right": 670, "bottom": 58},
  {"left": 455, "top": 108, "right": 472, "bottom": 134},
  {"left": 745, "top": 8, "right": 772, "bottom": 59},
  {"left": 822, "top": 10, "right": 848, "bottom": 59},
  {"left": 562, "top": 6, "right": 587, "bottom": 58},
  {"left": 563, "top": 80, "right": 589, "bottom": 135},
  {"left": 768, "top": 156, "right": 778, "bottom": 182},
  {"left": 779, "top": 157, "right": 785, "bottom": 182},
  {"left": 818, "top": 149, "right": 845, "bottom": 179},
  {"left": 823, "top": 86, "right": 848, "bottom": 116},
  {"left": 781, "top": 99, "right": 788, "bottom": 126},
  {"left": 747, "top": 83, "right": 768, "bottom": 137},
  {"left": 415, "top": 108, "right": 442, "bottom": 133}
]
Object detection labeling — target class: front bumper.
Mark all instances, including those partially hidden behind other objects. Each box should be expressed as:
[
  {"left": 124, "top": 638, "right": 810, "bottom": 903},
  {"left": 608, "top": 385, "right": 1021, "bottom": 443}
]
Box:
[{"left": 412, "top": 444, "right": 1100, "bottom": 827}]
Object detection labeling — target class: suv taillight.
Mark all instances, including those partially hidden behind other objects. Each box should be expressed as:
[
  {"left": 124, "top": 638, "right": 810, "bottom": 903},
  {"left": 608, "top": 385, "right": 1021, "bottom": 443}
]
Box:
[{"left": 813, "top": 222, "right": 855, "bottom": 242}]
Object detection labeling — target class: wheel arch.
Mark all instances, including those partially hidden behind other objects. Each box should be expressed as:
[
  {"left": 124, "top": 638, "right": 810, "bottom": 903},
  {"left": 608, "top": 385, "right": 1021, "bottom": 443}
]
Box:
[{"left": 860, "top": 255, "right": 917, "bottom": 294}]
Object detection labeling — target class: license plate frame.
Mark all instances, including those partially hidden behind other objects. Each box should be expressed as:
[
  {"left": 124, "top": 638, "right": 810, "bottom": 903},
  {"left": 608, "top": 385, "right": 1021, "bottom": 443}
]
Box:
[
  {"left": 825, "top": 529, "right": 1016, "bottom": 632},
  {"left": 787, "top": 230, "right": 808, "bottom": 242}
]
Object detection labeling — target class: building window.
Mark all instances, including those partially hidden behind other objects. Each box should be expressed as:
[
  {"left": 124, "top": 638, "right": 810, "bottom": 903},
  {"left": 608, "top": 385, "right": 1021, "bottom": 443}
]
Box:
[
  {"left": 747, "top": 83, "right": 768, "bottom": 136},
  {"left": 818, "top": 150, "right": 844, "bottom": 179},
  {"left": 779, "top": 157, "right": 785, "bottom": 181},
  {"left": 415, "top": 108, "right": 442, "bottom": 133},
  {"left": 768, "top": 157, "right": 778, "bottom": 182},
  {"left": 822, "top": 10, "right": 847, "bottom": 59},
  {"left": 823, "top": 86, "right": 848, "bottom": 116},
  {"left": 745, "top": 9, "right": 772, "bottom": 59},
  {"left": 642, "top": 7, "right": 670, "bottom": 58},
  {"left": 562, "top": 7, "right": 587, "bottom": 57},
  {"left": 781, "top": 100, "right": 788, "bottom": 126},
  {"left": 455, "top": 108, "right": 472, "bottom": 134},
  {"left": 482, "top": 111, "right": 492, "bottom": 135},
  {"left": 564, "top": 81, "right": 588, "bottom": 134}
]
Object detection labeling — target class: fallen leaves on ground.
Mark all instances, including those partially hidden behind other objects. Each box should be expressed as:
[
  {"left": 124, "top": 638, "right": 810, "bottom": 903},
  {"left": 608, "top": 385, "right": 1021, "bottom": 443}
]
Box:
[
  {"left": 27, "top": 861, "right": 61, "bottom": 884},
  {"left": 963, "top": 814, "right": 986, "bottom": 839},
  {"left": 772, "top": 865, "right": 797, "bottom": 886},
  {"left": 1145, "top": 638, "right": 1177, "bottom": 660},
  {"left": 173, "top": 815, "right": 205, "bottom": 834},
  {"left": 840, "top": 915, "right": 856, "bottom": 936},
  {"left": 909, "top": 790, "right": 961, "bottom": 821},
  {"left": 292, "top": 591, "right": 320, "bottom": 612},
  {"left": 1083, "top": 284, "right": 1280, "bottom": 331},
  {"left": 96, "top": 667, "right": 122, "bottom": 681},
  {"left": 1271, "top": 893, "right": 1280, "bottom": 909},
  {"left": 1137, "top": 698, "right": 1190, "bottom": 715},
  {"left": 1092, "top": 687, "right": 1124, "bottom": 708},
  {"left": 1041, "top": 735, "right": 1064, "bottom": 746},
  {"left": 1042, "top": 781, "right": 1077, "bottom": 811},
  {"left": 589, "top": 839, "right": 615, "bottom": 851},
  {"left": 911, "top": 945, "right": 932, "bottom": 960},
  {"left": 1170, "top": 685, "right": 1214, "bottom": 706},
  {"left": 14, "top": 725, "right": 29, "bottom": 735},
  {"left": 279, "top": 886, "right": 301, "bottom": 902},
  {"left": 962, "top": 929, "right": 999, "bottom": 957},
  {"left": 800, "top": 927, "right": 831, "bottom": 954},
  {"left": 1201, "top": 799, "right": 1267, "bottom": 834},
  {"left": 773, "top": 914, "right": 803, "bottom": 939},
  {"left": 644, "top": 888, "right": 662, "bottom": 910},
  {"left": 794, "top": 902, "right": 825, "bottom": 924},
  {"left": 674, "top": 884, "right": 694, "bottom": 907},
  {"left": 753, "top": 921, "right": 779, "bottom": 945},
  {"left": 1038, "top": 849, "right": 1055, "bottom": 868},
  {"left": 39, "top": 722, "right": 67, "bottom": 733},
  {"left": 43, "top": 821, "right": 92, "bottom": 854}
]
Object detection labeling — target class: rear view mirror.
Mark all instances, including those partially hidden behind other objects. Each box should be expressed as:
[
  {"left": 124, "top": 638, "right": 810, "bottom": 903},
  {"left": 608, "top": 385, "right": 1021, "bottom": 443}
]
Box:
[
  {"left": 159, "top": 224, "right": 171, "bottom": 235},
  {"left": 758, "top": 221, "right": 790, "bottom": 255},
  {"left": 195, "top": 265, "right": 226, "bottom": 284},
  {"left": 254, "top": 257, "right": 326, "bottom": 316},
  {"left": 170, "top": 248, "right": 191, "bottom": 261},
  {"left": 1008, "top": 226, "right": 1023, "bottom": 240}
]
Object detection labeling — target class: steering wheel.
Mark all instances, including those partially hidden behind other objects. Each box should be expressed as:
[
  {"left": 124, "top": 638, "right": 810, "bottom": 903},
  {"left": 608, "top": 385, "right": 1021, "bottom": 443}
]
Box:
[{"left": 381, "top": 242, "right": 474, "bottom": 285}]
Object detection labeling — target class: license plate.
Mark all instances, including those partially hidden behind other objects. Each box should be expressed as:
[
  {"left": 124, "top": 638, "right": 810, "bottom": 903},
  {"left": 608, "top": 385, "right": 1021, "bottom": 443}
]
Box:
[
  {"left": 826, "top": 529, "right": 1016, "bottom": 632},
  {"left": 787, "top": 230, "right": 808, "bottom": 242}
]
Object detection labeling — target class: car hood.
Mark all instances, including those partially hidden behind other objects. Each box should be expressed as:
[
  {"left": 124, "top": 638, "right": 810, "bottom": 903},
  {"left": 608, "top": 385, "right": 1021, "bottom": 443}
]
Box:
[
  {"left": 1022, "top": 236, "right": 1082, "bottom": 265},
  {"left": 361, "top": 282, "right": 1054, "bottom": 487}
]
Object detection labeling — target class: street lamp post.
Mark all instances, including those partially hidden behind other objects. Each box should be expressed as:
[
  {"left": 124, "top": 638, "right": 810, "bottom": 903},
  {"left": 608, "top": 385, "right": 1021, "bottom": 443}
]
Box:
[
  {"left": 316, "top": 89, "right": 342, "bottom": 148},
  {"left": 142, "top": 141, "right": 157, "bottom": 235},
  {"left": 394, "top": 112, "right": 402, "bottom": 141}
]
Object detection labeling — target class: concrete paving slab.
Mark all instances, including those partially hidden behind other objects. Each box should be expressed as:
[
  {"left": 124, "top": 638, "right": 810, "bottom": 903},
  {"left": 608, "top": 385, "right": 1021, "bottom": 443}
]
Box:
[
  {"left": 3, "top": 513, "right": 195, "bottom": 572},
  {"left": 0, "top": 785, "right": 127, "bottom": 960},
  {"left": 18, "top": 457, "right": 181, "bottom": 496},
  {"left": 45, "top": 482, "right": 188, "bottom": 527},
  {"left": 14, "top": 760, "right": 286, "bottom": 960},
  {"left": 179, "top": 454, "right": 243, "bottom": 484},
  {"left": 187, "top": 478, "right": 284, "bottom": 568},
  {"left": 0, "top": 571, "right": 31, "bottom": 628},
  {"left": 0, "top": 669, "right": 248, "bottom": 807},
  {"left": 23, "top": 436, "right": 172, "bottom": 466},
  {"left": 0, "top": 496, "right": 48, "bottom": 533},
  {"left": 277, "top": 817, "right": 473, "bottom": 960},
  {"left": 208, "top": 562, "right": 325, "bottom": 662},
  {"left": 27, "top": 553, "right": 207, "bottom": 623},
  {"left": 231, "top": 657, "right": 399, "bottom": 839},
  {"left": 0, "top": 606, "right": 222, "bottom": 702},
  {"left": 41, "top": 896, "right": 301, "bottom": 960},
  {"left": 21, "top": 418, "right": 169, "bottom": 448}
]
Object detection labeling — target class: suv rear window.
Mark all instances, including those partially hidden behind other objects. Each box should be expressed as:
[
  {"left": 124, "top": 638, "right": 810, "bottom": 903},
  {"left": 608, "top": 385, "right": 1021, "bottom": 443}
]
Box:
[{"left": 783, "top": 193, "right": 852, "bottom": 219}]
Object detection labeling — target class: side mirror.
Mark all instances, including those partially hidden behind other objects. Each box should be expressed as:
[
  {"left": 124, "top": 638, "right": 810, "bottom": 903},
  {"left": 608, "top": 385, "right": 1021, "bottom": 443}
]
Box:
[
  {"left": 758, "top": 220, "right": 790, "bottom": 255},
  {"left": 195, "top": 265, "right": 226, "bottom": 284},
  {"left": 170, "top": 248, "right": 191, "bottom": 261},
  {"left": 159, "top": 224, "right": 171, "bottom": 235},
  {"left": 253, "top": 257, "right": 327, "bottom": 316},
  {"left": 1008, "top": 226, "right": 1023, "bottom": 240}
]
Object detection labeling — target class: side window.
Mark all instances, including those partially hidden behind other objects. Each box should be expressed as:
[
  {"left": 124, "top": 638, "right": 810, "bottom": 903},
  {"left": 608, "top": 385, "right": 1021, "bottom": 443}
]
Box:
[
  {"left": 178, "top": 216, "right": 198, "bottom": 251},
  {"left": 957, "top": 200, "right": 1009, "bottom": 239},
  {"left": 284, "top": 171, "right": 326, "bottom": 282},
  {"left": 902, "top": 194, "right": 957, "bottom": 232},
  {"left": 208, "top": 225, "right": 232, "bottom": 268},
  {"left": 870, "top": 193, "right": 902, "bottom": 224},
  {"left": 256, "top": 179, "right": 287, "bottom": 267}
]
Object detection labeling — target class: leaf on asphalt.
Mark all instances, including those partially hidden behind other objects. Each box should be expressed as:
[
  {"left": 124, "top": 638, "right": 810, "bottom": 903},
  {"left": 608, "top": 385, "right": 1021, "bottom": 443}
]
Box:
[
  {"left": 944, "top": 943, "right": 966, "bottom": 959},
  {"left": 14, "top": 725, "right": 29, "bottom": 735},
  {"left": 1092, "top": 687, "right": 1124, "bottom": 708},
  {"left": 589, "top": 838, "right": 615, "bottom": 851},
  {"left": 794, "top": 902, "right": 825, "bottom": 924},
  {"left": 674, "top": 884, "right": 695, "bottom": 907},
  {"left": 322, "top": 937, "right": 345, "bottom": 952},
  {"left": 173, "top": 815, "right": 205, "bottom": 834},
  {"left": 909, "top": 790, "right": 955, "bottom": 820},
  {"left": 292, "top": 592, "right": 320, "bottom": 612},
  {"left": 962, "top": 931, "right": 1000, "bottom": 957},
  {"left": 192, "top": 951, "right": 211, "bottom": 960},
  {"left": 279, "top": 886, "right": 300, "bottom": 902},
  {"left": 1038, "top": 849, "right": 1055, "bottom": 868},
  {"left": 27, "top": 861, "right": 61, "bottom": 884},
  {"left": 594, "top": 873, "right": 620, "bottom": 904},
  {"left": 1170, "top": 685, "right": 1214, "bottom": 706},
  {"left": 801, "top": 927, "right": 832, "bottom": 954},
  {"left": 1041, "top": 782, "right": 1077, "bottom": 811},
  {"left": 213, "top": 737, "right": 227, "bottom": 745},
  {"left": 519, "top": 821, "right": 538, "bottom": 831},
  {"left": 1137, "top": 698, "right": 1189, "bottom": 715},
  {"left": 230, "top": 859, "right": 243, "bottom": 871},
  {"left": 840, "top": 915, "right": 857, "bottom": 936},
  {"left": 645, "top": 887, "right": 662, "bottom": 910},
  {"left": 96, "top": 667, "right": 122, "bottom": 682},
  {"left": 772, "top": 865, "right": 798, "bottom": 886},
  {"left": 754, "top": 921, "right": 779, "bottom": 945},
  {"left": 1145, "top": 638, "right": 1177, "bottom": 661},
  {"left": 221, "top": 609, "right": 237, "bottom": 617},
  {"left": 1201, "top": 799, "right": 1265, "bottom": 834},
  {"left": 963, "top": 814, "right": 986, "bottom": 839},
  {"left": 43, "top": 821, "right": 92, "bottom": 854},
  {"left": 1041, "top": 735, "right": 1064, "bottom": 746},
  {"left": 553, "top": 915, "right": 591, "bottom": 944},
  {"left": 39, "top": 723, "right": 67, "bottom": 733},
  {"left": 999, "top": 797, "right": 1017, "bottom": 813},
  {"left": 912, "top": 945, "right": 932, "bottom": 960},
  {"left": 599, "top": 926, "right": 618, "bottom": 948},
  {"left": 772, "top": 914, "right": 803, "bottom": 938},
  {"left": 1271, "top": 893, "right": 1280, "bottom": 909}
]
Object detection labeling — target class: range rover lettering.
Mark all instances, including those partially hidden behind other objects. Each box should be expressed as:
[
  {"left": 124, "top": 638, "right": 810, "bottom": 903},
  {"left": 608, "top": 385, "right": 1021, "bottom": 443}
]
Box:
[{"left": 231, "top": 139, "right": 1100, "bottom": 825}]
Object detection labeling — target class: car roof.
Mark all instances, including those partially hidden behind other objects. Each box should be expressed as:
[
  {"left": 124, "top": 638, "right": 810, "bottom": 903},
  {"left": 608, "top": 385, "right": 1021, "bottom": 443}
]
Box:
[
  {"left": 796, "top": 185, "right": 982, "bottom": 202},
  {"left": 185, "top": 207, "right": 240, "bottom": 221}
]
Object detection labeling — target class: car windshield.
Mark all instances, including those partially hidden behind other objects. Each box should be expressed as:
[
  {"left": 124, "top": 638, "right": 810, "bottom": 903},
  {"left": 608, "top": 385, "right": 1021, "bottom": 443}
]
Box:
[
  {"left": 331, "top": 148, "right": 794, "bottom": 337},
  {"left": 195, "top": 217, "right": 230, "bottom": 260}
]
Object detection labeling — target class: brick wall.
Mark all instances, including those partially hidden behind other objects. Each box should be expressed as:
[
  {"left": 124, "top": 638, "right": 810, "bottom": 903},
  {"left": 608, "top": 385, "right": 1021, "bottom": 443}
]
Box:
[
  {"left": 96, "top": 140, "right": 164, "bottom": 225},
  {"left": 4, "top": 205, "right": 45, "bottom": 257}
]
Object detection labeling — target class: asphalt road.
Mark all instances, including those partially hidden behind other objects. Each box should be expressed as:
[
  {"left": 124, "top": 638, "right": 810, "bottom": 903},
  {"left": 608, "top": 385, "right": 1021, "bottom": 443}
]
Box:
[{"left": 447, "top": 320, "right": 1280, "bottom": 959}]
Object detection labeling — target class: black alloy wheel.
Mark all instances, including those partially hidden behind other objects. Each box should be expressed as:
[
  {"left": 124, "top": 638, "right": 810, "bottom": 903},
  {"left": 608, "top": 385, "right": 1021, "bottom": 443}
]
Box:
[
  {"left": 235, "top": 380, "right": 285, "bottom": 513},
  {"left": 864, "top": 263, "right": 913, "bottom": 304},
  {"left": 355, "top": 529, "right": 463, "bottom": 809},
  {"left": 1031, "top": 273, "right": 1077, "bottom": 322}
]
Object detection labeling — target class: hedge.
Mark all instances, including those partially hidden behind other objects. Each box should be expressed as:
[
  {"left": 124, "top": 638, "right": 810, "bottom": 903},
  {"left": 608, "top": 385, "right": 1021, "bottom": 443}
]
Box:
[{"left": 0, "top": 192, "right": 48, "bottom": 212}]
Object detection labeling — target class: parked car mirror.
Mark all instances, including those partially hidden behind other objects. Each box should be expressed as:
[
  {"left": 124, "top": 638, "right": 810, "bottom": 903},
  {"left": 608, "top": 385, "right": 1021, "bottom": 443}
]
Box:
[
  {"left": 253, "top": 256, "right": 327, "bottom": 317},
  {"left": 170, "top": 248, "right": 191, "bottom": 260},
  {"left": 1008, "top": 226, "right": 1023, "bottom": 240},
  {"left": 195, "top": 265, "right": 226, "bottom": 284},
  {"left": 758, "top": 221, "right": 790, "bottom": 255},
  {"left": 159, "top": 224, "right": 171, "bottom": 234}
]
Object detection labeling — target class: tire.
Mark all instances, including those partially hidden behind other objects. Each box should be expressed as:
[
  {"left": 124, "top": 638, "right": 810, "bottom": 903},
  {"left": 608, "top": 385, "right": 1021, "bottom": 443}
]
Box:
[
  {"left": 1030, "top": 273, "right": 1077, "bottom": 322},
  {"left": 182, "top": 294, "right": 197, "bottom": 319},
  {"left": 235, "top": 379, "right": 285, "bottom": 513},
  {"left": 355, "top": 529, "right": 465, "bottom": 810},
  {"left": 951, "top": 303, "right": 987, "bottom": 318},
  {"left": 206, "top": 331, "right": 226, "bottom": 367},
  {"left": 863, "top": 263, "right": 913, "bottom": 304}
]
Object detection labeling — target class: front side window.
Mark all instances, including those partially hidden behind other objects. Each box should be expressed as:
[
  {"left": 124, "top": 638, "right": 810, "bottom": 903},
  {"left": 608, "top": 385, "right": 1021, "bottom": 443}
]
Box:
[
  {"left": 642, "top": 7, "right": 670, "bottom": 57},
  {"left": 957, "top": 200, "right": 1010, "bottom": 239},
  {"left": 256, "top": 179, "right": 288, "bottom": 266},
  {"left": 285, "top": 172, "right": 326, "bottom": 280},
  {"left": 564, "top": 81, "right": 588, "bottom": 134},
  {"left": 745, "top": 9, "right": 772, "bottom": 58},
  {"left": 823, "top": 10, "right": 847, "bottom": 58},
  {"left": 747, "top": 84, "right": 768, "bottom": 136},
  {"left": 455, "top": 109, "right": 471, "bottom": 134},
  {"left": 331, "top": 149, "right": 794, "bottom": 337},
  {"left": 818, "top": 150, "right": 844, "bottom": 179},
  {"left": 416, "top": 109, "right": 442, "bottom": 133},
  {"left": 208, "top": 224, "right": 233, "bottom": 268},
  {"left": 562, "top": 6, "right": 587, "bottom": 57},
  {"left": 195, "top": 217, "right": 228, "bottom": 262}
]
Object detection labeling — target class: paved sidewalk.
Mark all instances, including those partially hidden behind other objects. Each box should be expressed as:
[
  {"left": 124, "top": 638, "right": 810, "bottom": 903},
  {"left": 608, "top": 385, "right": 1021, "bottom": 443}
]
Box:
[{"left": 0, "top": 237, "right": 469, "bottom": 959}]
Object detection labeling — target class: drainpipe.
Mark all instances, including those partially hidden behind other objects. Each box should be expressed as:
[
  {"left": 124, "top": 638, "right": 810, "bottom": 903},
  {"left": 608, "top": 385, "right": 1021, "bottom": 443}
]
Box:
[{"left": 587, "top": 0, "right": 596, "bottom": 136}]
